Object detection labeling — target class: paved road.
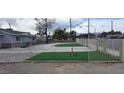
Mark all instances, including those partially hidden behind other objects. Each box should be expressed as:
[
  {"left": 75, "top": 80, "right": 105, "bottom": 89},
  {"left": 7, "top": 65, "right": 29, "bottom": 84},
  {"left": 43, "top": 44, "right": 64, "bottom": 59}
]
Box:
[
  {"left": 0, "top": 62, "right": 124, "bottom": 74},
  {"left": 0, "top": 43, "right": 94, "bottom": 63}
]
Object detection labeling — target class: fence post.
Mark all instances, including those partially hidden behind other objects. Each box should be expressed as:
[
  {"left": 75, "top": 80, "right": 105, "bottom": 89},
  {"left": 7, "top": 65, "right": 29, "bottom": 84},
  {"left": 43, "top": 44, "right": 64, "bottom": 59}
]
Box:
[
  {"left": 82, "top": 38, "right": 83, "bottom": 45},
  {"left": 120, "top": 39, "right": 124, "bottom": 62},
  {"left": 83, "top": 38, "right": 85, "bottom": 45},
  {"left": 96, "top": 38, "right": 98, "bottom": 51},
  {"left": 103, "top": 38, "right": 107, "bottom": 53}
]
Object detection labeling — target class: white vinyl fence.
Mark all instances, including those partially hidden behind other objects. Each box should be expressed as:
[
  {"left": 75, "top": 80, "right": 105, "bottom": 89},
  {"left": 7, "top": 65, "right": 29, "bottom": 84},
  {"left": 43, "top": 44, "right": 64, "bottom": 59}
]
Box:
[{"left": 76, "top": 38, "right": 124, "bottom": 62}]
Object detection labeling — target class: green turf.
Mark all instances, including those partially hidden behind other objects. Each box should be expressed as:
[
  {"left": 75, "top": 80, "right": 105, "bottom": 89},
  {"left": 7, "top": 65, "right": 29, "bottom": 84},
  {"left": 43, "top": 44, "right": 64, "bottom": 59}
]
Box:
[
  {"left": 55, "top": 42, "right": 82, "bottom": 47},
  {"left": 29, "top": 51, "right": 115, "bottom": 61}
]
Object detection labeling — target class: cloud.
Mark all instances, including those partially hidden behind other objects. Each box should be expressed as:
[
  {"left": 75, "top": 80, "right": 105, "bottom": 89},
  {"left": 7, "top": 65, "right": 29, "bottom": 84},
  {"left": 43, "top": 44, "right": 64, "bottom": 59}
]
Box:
[
  {"left": 0, "top": 18, "right": 37, "bottom": 35},
  {"left": 73, "top": 18, "right": 124, "bottom": 34},
  {"left": 0, "top": 18, "right": 124, "bottom": 35},
  {"left": 56, "top": 18, "right": 87, "bottom": 28},
  {"left": 14, "top": 18, "right": 37, "bottom": 34}
]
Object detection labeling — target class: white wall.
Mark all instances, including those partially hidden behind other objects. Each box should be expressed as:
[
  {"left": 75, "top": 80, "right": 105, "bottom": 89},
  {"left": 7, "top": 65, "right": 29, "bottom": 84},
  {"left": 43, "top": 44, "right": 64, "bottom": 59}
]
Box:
[
  {"left": 0, "top": 34, "right": 36, "bottom": 48},
  {"left": 76, "top": 38, "right": 121, "bottom": 57},
  {"left": 20, "top": 36, "right": 30, "bottom": 43},
  {"left": 2, "top": 34, "right": 20, "bottom": 44},
  {"left": 20, "top": 36, "right": 36, "bottom": 45},
  {"left": 29, "top": 37, "right": 37, "bottom": 45}
]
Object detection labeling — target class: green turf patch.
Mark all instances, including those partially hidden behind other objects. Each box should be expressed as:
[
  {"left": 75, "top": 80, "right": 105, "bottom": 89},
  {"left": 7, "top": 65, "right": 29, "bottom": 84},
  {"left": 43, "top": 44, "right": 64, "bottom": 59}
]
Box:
[
  {"left": 55, "top": 42, "right": 82, "bottom": 47},
  {"left": 29, "top": 51, "right": 115, "bottom": 61}
]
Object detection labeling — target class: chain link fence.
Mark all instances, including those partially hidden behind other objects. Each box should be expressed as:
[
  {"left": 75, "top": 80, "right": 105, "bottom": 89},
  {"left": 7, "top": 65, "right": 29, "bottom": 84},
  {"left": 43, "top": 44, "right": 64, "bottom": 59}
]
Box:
[{"left": 76, "top": 38, "right": 123, "bottom": 62}]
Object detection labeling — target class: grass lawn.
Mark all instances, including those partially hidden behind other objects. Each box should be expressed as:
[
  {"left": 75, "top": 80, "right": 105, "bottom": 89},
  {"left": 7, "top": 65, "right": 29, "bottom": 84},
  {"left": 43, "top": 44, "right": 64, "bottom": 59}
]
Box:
[
  {"left": 29, "top": 51, "right": 115, "bottom": 61},
  {"left": 55, "top": 42, "right": 82, "bottom": 47}
]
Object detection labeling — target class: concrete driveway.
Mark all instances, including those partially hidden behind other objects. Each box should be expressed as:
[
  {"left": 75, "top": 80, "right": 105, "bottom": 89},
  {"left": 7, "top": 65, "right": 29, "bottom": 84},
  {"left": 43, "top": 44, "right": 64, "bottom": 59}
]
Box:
[{"left": 0, "top": 43, "right": 94, "bottom": 63}]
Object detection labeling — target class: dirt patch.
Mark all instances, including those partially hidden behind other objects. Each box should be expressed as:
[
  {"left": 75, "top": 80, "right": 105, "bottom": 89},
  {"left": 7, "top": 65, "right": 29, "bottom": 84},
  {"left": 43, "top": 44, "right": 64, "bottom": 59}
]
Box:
[{"left": 0, "top": 62, "right": 124, "bottom": 74}]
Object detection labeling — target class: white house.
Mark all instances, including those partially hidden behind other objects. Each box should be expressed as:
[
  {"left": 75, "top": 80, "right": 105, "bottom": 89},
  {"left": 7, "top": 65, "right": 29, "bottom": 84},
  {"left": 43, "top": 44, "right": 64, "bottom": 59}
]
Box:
[
  {"left": 0, "top": 28, "right": 36, "bottom": 48},
  {"left": 0, "top": 31, "right": 3, "bottom": 48}
]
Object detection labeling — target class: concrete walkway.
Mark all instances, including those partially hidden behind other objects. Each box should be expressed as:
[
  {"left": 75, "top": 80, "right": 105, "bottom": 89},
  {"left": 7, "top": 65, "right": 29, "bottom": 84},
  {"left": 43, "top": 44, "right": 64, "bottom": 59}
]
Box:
[{"left": 0, "top": 43, "right": 94, "bottom": 63}]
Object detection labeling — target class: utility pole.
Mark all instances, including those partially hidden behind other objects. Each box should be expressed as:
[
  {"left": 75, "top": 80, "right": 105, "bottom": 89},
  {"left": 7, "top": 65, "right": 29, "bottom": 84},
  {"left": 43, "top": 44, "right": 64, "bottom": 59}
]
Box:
[
  {"left": 45, "top": 18, "right": 48, "bottom": 44},
  {"left": 111, "top": 20, "right": 113, "bottom": 31},
  {"left": 87, "top": 18, "right": 90, "bottom": 62},
  {"left": 69, "top": 18, "right": 74, "bottom": 55},
  {"left": 87, "top": 18, "right": 90, "bottom": 47},
  {"left": 70, "top": 18, "right": 72, "bottom": 40}
]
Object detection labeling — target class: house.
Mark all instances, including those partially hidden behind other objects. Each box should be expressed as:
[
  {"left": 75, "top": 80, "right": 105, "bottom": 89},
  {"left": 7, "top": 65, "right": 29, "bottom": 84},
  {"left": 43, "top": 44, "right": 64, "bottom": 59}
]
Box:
[
  {"left": 35, "top": 33, "right": 46, "bottom": 41},
  {"left": 35, "top": 33, "right": 46, "bottom": 44},
  {"left": 0, "top": 28, "right": 36, "bottom": 48},
  {"left": 0, "top": 31, "right": 3, "bottom": 48},
  {"left": 77, "top": 33, "right": 96, "bottom": 39}
]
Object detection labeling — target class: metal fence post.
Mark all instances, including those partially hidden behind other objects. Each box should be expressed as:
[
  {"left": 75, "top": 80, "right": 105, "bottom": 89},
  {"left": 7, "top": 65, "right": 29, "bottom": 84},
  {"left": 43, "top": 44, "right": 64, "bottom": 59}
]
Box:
[
  {"left": 96, "top": 38, "right": 98, "bottom": 51},
  {"left": 120, "top": 39, "right": 124, "bottom": 62},
  {"left": 104, "top": 38, "right": 107, "bottom": 53}
]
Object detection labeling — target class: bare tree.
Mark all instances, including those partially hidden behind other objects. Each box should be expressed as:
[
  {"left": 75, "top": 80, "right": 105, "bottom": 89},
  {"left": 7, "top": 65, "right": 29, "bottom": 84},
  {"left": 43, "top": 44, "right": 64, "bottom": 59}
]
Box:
[
  {"left": 8, "top": 21, "right": 12, "bottom": 29},
  {"left": 34, "top": 18, "right": 56, "bottom": 43},
  {"left": 6, "top": 18, "right": 16, "bottom": 29}
]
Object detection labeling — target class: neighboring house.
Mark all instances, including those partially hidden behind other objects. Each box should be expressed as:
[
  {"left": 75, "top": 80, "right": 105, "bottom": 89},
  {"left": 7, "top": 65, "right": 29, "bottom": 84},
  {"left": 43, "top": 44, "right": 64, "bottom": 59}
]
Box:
[
  {"left": 35, "top": 33, "right": 46, "bottom": 41},
  {"left": 0, "top": 31, "right": 3, "bottom": 48},
  {"left": 35, "top": 33, "right": 46, "bottom": 44},
  {"left": 106, "top": 34, "right": 123, "bottom": 39},
  {"left": 35, "top": 33, "right": 53, "bottom": 42},
  {"left": 0, "top": 28, "right": 36, "bottom": 48}
]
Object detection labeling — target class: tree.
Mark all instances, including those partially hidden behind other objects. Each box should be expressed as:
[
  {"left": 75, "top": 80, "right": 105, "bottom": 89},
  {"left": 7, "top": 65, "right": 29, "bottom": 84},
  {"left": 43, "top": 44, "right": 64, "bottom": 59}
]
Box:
[
  {"left": 70, "top": 30, "right": 76, "bottom": 40},
  {"left": 52, "top": 28, "right": 64, "bottom": 40},
  {"left": 34, "top": 18, "right": 56, "bottom": 43},
  {"left": 100, "top": 32, "right": 108, "bottom": 37},
  {"left": 108, "top": 30, "right": 114, "bottom": 35},
  {"left": 52, "top": 28, "right": 69, "bottom": 40},
  {"left": 114, "top": 31, "right": 122, "bottom": 35},
  {"left": 100, "top": 30, "right": 122, "bottom": 38}
]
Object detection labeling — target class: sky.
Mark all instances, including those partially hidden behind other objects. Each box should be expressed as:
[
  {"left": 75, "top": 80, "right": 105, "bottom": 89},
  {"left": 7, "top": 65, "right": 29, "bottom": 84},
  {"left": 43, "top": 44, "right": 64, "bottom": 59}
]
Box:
[{"left": 0, "top": 18, "right": 124, "bottom": 35}]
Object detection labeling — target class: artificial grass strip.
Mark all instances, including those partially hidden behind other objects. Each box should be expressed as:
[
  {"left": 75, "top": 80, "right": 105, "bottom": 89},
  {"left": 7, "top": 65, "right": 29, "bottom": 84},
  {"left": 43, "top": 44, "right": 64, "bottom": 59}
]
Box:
[
  {"left": 55, "top": 42, "right": 82, "bottom": 47},
  {"left": 29, "top": 51, "right": 114, "bottom": 61}
]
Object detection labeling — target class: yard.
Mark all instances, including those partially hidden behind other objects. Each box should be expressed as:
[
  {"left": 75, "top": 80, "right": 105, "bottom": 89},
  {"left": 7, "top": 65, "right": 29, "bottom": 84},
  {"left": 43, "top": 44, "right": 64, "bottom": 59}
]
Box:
[{"left": 29, "top": 51, "right": 115, "bottom": 61}]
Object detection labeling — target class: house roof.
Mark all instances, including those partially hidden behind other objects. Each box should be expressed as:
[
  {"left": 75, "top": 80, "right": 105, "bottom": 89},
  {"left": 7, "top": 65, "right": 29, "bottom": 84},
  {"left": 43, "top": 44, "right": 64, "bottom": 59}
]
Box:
[
  {"left": 0, "top": 28, "right": 31, "bottom": 36},
  {"left": 5, "top": 29, "right": 24, "bottom": 34}
]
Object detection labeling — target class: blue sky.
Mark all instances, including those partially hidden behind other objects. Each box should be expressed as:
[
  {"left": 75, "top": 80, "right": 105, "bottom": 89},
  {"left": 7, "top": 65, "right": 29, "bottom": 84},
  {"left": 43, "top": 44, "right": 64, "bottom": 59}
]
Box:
[{"left": 0, "top": 18, "right": 124, "bottom": 34}]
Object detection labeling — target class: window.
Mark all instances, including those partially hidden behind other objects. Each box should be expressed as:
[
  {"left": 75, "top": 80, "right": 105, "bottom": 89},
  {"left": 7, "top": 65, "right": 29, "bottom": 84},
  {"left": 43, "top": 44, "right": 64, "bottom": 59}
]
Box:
[
  {"left": 16, "top": 36, "right": 20, "bottom": 41},
  {"left": 32, "top": 37, "right": 35, "bottom": 40}
]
